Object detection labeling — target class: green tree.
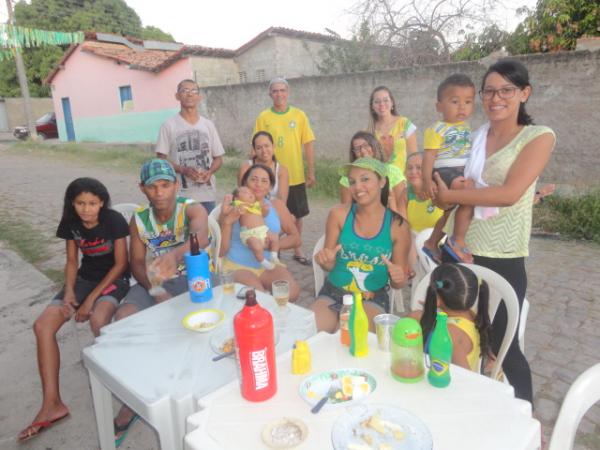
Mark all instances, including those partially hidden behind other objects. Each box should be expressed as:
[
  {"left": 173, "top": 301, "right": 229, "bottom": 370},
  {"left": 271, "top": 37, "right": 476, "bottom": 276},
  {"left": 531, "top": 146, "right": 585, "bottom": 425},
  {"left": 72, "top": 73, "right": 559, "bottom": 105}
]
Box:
[
  {"left": 453, "top": 24, "right": 510, "bottom": 61},
  {"left": 1, "top": 0, "right": 173, "bottom": 97},
  {"left": 141, "top": 26, "right": 175, "bottom": 42},
  {"left": 509, "top": 0, "right": 600, "bottom": 53}
]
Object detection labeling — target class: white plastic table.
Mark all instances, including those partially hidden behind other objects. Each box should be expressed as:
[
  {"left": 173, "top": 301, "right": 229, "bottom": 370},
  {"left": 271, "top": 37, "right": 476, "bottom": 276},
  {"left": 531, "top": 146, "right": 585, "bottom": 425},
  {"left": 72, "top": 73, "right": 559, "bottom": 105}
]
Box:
[
  {"left": 185, "top": 332, "right": 541, "bottom": 450},
  {"left": 82, "top": 284, "right": 316, "bottom": 450}
]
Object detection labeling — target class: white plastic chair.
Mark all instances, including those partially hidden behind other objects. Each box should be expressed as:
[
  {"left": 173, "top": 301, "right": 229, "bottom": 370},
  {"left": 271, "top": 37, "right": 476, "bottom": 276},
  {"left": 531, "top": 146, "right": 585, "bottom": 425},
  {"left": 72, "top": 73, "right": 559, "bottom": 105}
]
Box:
[
  {"left": 410, "top": 263, "right": 519, "bottom": 380},
  {"left": 414, "top": 227, "right": 438, "bottom": 274},
  {"left": 549, "top": 363, "right": 600, "bottom": 450},
  {"left": 312, "top": 234, "right": 404, "bottom": 313},
  {"left": 206, "top": 216, "right": 221, "bottom": 273},
  {"left": 112, "top": 202, "right": 139, "bottom": 225}
]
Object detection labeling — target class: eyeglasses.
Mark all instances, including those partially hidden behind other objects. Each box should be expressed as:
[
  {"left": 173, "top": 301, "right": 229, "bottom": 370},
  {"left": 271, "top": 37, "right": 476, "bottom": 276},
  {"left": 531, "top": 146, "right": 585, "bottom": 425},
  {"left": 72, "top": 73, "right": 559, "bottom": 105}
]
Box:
[
  {"left": 479, "top": 86, "right": 518, "bottom": 100},
  {"left": 179, "top": 88, "right": 199, "bottom": 96},
  {"left": 372, "top": 98, "right": 391, "bottom": 105},
  {"left": 352, "top": 143, "right": 372, "bottom": 154}
]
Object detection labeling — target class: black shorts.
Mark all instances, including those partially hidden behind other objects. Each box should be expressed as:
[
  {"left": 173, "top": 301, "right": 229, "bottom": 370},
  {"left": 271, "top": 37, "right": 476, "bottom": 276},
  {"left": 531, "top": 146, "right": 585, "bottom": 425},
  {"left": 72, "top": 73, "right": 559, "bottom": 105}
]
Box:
[
  {"left": 433, "top": 166, "right": 464, "bottom": 189},
  {"left": 287, "top": 183, "right": 310, "bottom": 219},
  {"left": 50, "top": 276, "right": 130, "bottom": 308},
  {"left": 318, "top": 279, "right": 389, "bottom": 312}
]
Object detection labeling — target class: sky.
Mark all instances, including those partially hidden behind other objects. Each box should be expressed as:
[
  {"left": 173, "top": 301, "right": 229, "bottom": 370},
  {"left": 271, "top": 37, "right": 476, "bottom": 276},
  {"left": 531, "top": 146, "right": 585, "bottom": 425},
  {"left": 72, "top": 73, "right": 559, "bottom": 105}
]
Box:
[
  {"left": 0, "top": 0, "right": 538, "bottom": 49},
  {"left": 124, "top": 0, "right": 538, "bottom": 49}
]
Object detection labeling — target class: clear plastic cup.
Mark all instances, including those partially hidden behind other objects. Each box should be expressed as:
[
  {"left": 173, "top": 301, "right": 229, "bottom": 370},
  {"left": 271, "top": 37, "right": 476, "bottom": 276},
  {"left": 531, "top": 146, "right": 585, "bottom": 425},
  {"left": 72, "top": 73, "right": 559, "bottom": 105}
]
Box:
[{"left": 374, "top": 314, "right": 400, "bottom": 351}]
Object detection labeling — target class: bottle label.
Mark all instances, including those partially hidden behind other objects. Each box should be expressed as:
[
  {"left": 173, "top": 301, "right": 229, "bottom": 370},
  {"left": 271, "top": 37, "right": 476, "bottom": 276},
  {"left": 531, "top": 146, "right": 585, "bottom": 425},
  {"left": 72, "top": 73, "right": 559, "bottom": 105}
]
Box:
[
  {"left": 430, "top": 359, "right": 449, "bottom": 376},
  {"left": 251, "top": 347, "right": 270, "bottom": 390},
  {"left": 189, "top": 276, "right": 211, "bottom": 294},
  {"left": 340, "top": 312, "right": 349, "bottom": 331}
]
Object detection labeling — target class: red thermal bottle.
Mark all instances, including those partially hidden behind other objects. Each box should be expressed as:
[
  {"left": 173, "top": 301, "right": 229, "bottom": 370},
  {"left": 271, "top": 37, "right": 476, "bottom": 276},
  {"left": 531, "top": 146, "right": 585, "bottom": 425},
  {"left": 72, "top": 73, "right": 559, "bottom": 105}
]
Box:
[{"left": 233, "top": 289, "right": 277, "bottom": 401}]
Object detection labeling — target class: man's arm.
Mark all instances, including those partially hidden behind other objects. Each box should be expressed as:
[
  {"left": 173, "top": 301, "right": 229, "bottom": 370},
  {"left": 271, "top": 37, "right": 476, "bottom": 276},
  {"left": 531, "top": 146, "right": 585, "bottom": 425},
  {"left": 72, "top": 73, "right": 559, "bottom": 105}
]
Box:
[{"left": 304, "top": 140, "right": 315, "bottom": 187}]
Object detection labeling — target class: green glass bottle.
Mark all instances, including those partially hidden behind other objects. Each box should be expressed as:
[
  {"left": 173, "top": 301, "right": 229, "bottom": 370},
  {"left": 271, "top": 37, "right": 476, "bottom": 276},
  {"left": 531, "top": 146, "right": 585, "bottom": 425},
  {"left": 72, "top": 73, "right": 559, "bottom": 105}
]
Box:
[
  {"left": 427, "top": 310, "right": 453, "bottom": 388},
  {"left": 349, "top": 292, "right": 369, "bottom": 357}
]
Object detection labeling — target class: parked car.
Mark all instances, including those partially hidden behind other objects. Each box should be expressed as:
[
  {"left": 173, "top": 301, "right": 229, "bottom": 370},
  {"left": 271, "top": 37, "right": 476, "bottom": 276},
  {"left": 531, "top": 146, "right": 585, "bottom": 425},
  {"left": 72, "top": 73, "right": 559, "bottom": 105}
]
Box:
[{"left": 13, "top": 112, "right": 58, "bottom": 140}]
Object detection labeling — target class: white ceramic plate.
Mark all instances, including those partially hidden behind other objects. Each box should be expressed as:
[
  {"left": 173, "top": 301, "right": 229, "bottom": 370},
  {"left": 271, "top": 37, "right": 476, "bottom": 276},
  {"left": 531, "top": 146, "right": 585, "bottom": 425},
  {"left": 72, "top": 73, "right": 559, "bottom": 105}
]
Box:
[
  {"left": 182, "top": 309, "right": 224, "bottom": 333},
  {"left": 298, "top": 368, "right": 376, "bottom": 410},
  {"left": 331, "top": 404, "right": 433, "bottom": 450}
]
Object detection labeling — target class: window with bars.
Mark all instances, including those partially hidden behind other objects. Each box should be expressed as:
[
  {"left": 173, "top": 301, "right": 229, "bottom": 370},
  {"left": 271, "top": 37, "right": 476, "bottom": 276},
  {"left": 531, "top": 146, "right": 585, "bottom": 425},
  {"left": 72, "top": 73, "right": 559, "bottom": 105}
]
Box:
[
  {"left": 239, "top": 71, "right": 247, "bottom": 84},
  {"left": 256, "top": 69, "right": 265, "bottom": 82}
]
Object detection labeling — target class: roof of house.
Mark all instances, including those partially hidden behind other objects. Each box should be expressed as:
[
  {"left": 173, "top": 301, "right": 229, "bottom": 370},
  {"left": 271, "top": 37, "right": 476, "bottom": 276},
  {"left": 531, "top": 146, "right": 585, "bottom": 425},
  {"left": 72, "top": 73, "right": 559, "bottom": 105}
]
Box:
[{"left": 45, "top": 27, "right": 336, "bottom": 84}]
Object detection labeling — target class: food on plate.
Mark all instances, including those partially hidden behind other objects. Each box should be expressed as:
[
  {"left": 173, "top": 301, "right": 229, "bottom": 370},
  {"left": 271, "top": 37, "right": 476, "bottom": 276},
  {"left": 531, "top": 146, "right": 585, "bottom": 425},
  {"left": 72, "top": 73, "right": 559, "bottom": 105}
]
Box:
[
  {"left": 192, "top": 322, "right": 214, "bottom": 330},
  {"left": 221, "top": 338, "right": 235, "bottom": 353}
]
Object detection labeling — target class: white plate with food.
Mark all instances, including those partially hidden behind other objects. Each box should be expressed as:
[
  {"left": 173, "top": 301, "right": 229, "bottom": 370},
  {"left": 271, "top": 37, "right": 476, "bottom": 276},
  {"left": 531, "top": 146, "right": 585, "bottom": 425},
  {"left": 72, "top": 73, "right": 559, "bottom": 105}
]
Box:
[
  {"left": 331, "top": 404, "right": 432, "bottom": 450},
  {"left": 182, "top": 309, "right": 224, "bottom": 333},
  {"left": 298, "top": 368, "right": 376, "bottom": 410}
]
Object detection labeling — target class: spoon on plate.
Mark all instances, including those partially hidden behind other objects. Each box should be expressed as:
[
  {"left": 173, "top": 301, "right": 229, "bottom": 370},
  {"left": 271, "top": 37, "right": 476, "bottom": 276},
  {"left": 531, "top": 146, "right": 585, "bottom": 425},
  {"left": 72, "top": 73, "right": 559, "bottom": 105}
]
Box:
[{"left": 212, "top": 350, "right": 235, "bottom": 362}]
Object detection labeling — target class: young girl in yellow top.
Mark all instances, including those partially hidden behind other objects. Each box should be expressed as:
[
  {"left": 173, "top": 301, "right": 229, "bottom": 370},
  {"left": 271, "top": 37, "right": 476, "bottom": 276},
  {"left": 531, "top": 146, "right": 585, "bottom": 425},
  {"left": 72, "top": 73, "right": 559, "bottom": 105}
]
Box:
[
  {"left": 368, "top": 86, "right": 418, "bottom": 171},
  {"left": 413, "top": 263, "right": 492, "bottom": 372}
]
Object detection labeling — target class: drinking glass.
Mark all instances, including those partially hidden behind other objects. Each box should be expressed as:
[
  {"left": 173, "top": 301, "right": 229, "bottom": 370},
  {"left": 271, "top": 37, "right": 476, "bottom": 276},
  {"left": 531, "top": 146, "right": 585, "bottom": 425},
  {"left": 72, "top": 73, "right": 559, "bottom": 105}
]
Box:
[
  {"left": 271, "top": 279, "right": 290, "bottom": 317},
  {"left": 220, "top": 269, "right": 235, "bottom": 298},
  {"left": 146, "top": 251, "right": 167, "bottom": 297}
]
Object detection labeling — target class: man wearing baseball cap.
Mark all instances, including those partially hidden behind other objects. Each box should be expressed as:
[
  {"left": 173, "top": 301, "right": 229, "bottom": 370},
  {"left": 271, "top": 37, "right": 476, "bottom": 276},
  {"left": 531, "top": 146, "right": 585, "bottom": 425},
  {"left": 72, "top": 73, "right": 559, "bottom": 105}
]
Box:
[{"left": 111, "top": 158, "right": 209, "bottom": 444}]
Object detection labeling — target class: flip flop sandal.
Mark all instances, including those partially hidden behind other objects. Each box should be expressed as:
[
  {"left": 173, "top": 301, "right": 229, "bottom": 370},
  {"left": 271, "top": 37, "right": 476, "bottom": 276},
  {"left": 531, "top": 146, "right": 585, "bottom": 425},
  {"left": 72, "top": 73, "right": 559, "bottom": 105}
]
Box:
[
  {"left": 114, "top": 414, "right": 140, "bottom": 448},
  {"left": 442, "top": 237, "right": 472, "bottom": 263},
  {"left": 293, "top": 255, "right": 312, "bottom": 266},
  {"left": 18, "top": 412, "right": 70, "bottom": 443},
  {"left": 421, "top": 246, "right": 441, "bottom": 265}
]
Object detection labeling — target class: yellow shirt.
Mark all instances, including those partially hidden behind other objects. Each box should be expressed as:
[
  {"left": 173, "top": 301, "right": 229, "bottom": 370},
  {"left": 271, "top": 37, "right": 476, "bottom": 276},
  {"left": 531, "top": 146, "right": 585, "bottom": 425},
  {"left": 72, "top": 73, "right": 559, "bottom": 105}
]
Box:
[
  {"left": 406, "top": 186, "right": 443, "bottom": 232},
  {"left": 447, "top": 316, "right": 480, "bottom": 372},
  {"left": 375, "top": 116, "right": 417, "bottom": 171},
  {"left": 254, "top": 106, "right": 315, "bottom": 186}
]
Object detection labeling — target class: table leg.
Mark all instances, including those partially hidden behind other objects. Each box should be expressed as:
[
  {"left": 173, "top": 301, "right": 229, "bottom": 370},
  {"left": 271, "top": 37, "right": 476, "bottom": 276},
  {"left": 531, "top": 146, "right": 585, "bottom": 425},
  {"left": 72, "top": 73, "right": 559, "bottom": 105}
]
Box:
[{"left": 89, "top": 370, "right": 116, "bottom": 450}]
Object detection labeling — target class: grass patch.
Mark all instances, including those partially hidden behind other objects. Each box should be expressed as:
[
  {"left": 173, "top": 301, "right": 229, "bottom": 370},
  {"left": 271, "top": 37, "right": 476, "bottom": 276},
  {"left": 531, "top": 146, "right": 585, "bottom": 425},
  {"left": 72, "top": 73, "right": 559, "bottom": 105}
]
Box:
[
  {"left": 0, "top": 214, "right": 50, "bottom": 264},
  {"left": 533, "top": 189, "right": 600, "bottom": 243},
  {"left": 42, "top": 268, "right": 64, "bottom": 285},
  {"left": 8, "top": 141, "right": 152, "bottom": 173}
]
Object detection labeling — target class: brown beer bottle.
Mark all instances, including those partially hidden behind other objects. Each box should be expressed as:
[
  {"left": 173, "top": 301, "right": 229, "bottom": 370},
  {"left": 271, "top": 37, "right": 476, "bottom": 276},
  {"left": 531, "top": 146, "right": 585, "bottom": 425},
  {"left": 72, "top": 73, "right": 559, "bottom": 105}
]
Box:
[{"left": 190, "top": 231, "right": 200, "bottom": 255}]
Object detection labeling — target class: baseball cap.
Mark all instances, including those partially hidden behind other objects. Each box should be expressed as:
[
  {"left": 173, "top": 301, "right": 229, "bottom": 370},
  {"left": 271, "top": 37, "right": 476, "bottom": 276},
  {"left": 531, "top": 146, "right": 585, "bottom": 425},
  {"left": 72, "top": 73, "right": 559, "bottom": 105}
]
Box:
[
  {"left": 140, "top": 159, "right": 176, "bottom": 185},
  {"left": 338, "top": 157, "right": 388, "bottom": 178}
]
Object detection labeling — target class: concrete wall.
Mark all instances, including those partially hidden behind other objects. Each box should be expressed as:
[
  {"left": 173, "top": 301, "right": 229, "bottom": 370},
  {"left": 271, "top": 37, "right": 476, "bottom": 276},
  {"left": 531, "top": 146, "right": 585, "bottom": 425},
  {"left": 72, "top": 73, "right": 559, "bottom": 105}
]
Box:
[
  {"left": 2, "top": 97, "right": 54, "bottom": 129},
  {"left": 202, "top": 50, "right": 600, "bottom": 188},
  {"left": 190, "top": 56, "right": 239, "bottom": 87},
  {"left": 235, "top": 38, "right": 278, "bottom": 83}
]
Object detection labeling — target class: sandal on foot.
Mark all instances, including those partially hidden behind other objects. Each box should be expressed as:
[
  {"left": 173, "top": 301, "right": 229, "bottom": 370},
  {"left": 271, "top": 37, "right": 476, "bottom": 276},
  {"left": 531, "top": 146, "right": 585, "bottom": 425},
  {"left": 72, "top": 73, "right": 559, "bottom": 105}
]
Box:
[
  {"left": 293, "top": 255, "right": 312, "bottom": 266},
  {"left": 442, "top": 237, "right": 473, "bottom": 263},
  {"left": 421, "top": 246, "right": 441, "bottom": 264},
  {"left": 114, "top": 414, "right": 140, "bottom": 448},
  {"left": 17, "top": 412, "right": 70, "bottom": 442}
]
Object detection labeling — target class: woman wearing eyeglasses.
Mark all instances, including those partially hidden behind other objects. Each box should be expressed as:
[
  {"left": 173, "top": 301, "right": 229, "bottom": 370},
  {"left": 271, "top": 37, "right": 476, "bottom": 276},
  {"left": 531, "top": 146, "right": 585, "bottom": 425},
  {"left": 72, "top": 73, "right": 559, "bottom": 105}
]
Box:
[
  {"left": 368, "top": 86, "right": 418, "bottom": 171},
  {"left": 339, "top": 131, "right": 407, "bottom": 217},
  {"left": 435, "top": 59, "right": 556, "bottom": 404}
]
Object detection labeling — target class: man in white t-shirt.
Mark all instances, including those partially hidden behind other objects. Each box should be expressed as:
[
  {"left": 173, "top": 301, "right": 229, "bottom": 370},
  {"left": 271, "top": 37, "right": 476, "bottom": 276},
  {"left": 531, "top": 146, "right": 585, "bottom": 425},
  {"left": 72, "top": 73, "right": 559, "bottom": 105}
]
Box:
[{"left": 156, "top": 79, "right": 225, "bottom": 213}]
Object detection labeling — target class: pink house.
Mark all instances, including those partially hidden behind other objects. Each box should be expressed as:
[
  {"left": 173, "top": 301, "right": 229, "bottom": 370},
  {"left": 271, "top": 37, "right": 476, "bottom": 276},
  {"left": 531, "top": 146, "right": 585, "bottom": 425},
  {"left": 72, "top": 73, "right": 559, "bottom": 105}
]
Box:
[{"left": 45, "top": 33, "right": 233, "bottom": 142}]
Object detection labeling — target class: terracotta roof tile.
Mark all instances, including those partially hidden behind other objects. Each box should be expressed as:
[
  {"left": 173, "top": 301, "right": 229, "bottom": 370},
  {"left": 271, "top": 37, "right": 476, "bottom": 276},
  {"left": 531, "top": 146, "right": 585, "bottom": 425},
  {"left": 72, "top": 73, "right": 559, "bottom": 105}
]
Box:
[{"left": 80, "top": 41, "right": 177, "bottom": 71}]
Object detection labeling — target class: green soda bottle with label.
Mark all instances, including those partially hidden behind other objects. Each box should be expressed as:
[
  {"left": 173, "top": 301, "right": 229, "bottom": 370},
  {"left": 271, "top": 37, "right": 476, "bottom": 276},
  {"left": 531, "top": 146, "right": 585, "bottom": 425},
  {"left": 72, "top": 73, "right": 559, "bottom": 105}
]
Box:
[
  {"left": 427, "top": 310, "right": 453, "bottom": 388},
  {"left": 349, "top": 292, "right": 369, "bottom": 357}
]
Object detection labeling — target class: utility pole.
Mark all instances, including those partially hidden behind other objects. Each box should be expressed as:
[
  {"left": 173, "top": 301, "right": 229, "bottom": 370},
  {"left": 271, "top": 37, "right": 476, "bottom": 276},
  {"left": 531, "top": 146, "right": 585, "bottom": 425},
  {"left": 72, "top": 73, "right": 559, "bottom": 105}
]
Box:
[{"left": 5, "top": 0, "right": 37, "bottom": 139}]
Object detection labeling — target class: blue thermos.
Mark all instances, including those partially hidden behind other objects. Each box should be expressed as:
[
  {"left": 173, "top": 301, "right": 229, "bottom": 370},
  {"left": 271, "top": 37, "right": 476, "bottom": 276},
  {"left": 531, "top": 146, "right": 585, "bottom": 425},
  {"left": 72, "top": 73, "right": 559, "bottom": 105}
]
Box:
[{"left": 185, "top": 233, "right": 212, "bottom": 302}]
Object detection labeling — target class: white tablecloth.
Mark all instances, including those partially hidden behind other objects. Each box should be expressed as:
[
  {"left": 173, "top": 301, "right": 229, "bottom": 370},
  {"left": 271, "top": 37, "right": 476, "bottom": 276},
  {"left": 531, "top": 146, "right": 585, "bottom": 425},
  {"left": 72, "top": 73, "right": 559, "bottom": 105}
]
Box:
[
  {"left": 185, "top": 332, "right": 540, "bottom": 450},
  {"left": 83, "top": 285, "right": 316, "bottom": 450}
]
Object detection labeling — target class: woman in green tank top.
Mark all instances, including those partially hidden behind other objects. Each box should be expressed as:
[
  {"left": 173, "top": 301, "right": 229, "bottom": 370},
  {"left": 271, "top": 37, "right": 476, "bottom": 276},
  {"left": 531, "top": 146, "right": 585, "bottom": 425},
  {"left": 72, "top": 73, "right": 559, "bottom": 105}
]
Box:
[{"left": 310, "top": 158, "right": 412, "bottom": 333}]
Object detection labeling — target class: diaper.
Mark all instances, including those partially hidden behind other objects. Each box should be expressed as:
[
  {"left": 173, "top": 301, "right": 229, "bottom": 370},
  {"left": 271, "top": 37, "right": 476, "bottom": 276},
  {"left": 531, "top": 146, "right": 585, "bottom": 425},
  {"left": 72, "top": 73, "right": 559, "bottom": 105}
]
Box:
[{"left": 240, "top": 225, "right": 269, "bottom": 246}]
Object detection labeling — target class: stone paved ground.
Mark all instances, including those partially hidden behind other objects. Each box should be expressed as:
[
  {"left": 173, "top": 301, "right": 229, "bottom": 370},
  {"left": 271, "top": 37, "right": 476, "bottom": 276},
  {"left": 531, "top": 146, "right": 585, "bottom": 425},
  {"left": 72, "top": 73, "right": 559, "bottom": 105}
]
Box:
[{"left": 0, "top": 146, "right": 599, "bottom": 449}]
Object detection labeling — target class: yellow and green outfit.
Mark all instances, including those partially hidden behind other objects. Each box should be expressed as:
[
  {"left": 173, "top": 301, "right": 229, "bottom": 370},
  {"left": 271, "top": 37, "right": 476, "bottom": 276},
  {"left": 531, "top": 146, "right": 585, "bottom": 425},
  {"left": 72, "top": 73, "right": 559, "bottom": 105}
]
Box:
[
  {"left": 447, "top": 316, "right": 480, "bottom": 372},
  {"left": 254, "top": 106, "right": 315, "bottom": 187},
  {"left": 406, "top": 185, "right": 443, "bottom": 232},
  {"left": 375, "top": 116, "right": 417, "bottom": 171}
]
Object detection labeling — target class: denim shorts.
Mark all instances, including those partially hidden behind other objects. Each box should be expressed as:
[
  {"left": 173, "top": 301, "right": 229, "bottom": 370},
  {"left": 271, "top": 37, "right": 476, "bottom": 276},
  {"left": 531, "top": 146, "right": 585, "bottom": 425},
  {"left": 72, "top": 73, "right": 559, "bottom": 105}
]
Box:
[
  {"left": 119, "top": 274, "right": 188, "bottom": 311},
  {"left": 317, "top": 279, "right": 389, "bottom": 312},
  {"left": 50, "top": 276, "right": 129, "bottom": 308},
  {"left": 433, "top": 166, "right": 465, "bottom": 189}
]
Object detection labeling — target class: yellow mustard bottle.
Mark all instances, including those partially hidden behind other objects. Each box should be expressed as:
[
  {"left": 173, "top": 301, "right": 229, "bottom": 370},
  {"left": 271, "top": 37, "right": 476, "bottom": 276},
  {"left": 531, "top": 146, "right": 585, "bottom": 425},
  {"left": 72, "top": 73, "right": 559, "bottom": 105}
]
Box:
[{"left": 291, "top": 340, "right": 312, "bottom": 374}]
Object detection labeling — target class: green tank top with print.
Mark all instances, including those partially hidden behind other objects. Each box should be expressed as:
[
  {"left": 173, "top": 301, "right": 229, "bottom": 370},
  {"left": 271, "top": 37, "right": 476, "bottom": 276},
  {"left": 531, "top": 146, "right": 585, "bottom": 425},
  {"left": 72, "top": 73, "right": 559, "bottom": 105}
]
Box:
[{"left": 328, "top": 204, "right": 393, "bottom": 293}]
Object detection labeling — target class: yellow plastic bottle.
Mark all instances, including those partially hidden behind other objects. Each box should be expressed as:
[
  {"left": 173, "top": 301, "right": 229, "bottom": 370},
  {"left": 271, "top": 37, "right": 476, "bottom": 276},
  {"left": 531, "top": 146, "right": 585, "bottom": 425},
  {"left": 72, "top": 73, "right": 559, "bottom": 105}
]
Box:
[
  {"left": 349, "top": 292, "right": 369, "bottom": 357},
  {"left": 291, "top": 340, "right": 312, "bottom": 374}
]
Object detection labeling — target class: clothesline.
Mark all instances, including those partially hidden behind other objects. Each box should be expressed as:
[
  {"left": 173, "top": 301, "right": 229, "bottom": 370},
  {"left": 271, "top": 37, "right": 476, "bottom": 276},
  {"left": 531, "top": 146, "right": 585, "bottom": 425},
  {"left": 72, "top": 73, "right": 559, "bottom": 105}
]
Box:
[{"left": 0, "top": 24, "right": 84, "bottom": 60}]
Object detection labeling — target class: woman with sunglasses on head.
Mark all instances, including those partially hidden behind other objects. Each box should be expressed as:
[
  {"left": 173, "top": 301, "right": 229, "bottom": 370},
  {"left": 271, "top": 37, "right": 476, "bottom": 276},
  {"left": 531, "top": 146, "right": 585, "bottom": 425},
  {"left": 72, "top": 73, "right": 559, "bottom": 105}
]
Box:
[
  {"left": 434, "top": 59, "right": 556, "bottom": 403},
  {"left": 368, "top": 86, "right": 418, "bottom": 171},
  {"left": 339, "top": 131, "right": 407, "bottom": 216}
]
